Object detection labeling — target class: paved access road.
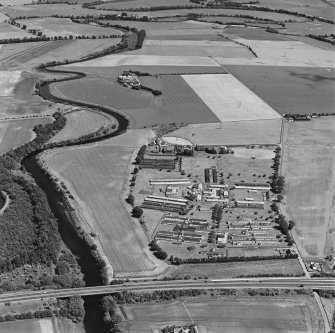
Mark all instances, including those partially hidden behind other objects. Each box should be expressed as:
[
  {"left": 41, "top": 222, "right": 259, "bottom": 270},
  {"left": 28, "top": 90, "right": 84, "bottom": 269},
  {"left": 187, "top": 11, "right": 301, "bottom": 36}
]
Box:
[{"left": 0, "top": 278, "right": 334, "bottom": 303}]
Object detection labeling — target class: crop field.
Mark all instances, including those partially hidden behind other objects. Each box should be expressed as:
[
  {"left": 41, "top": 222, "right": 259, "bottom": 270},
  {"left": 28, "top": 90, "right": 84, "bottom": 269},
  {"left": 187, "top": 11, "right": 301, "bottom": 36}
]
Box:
[
  {"left": 225, "top": 66, "right": 335, "bottom": 115},
  {"left": 66, "top": 54, "right": 220, "bottom": 68},
  {"left": 16, "top": 18, "right": 121, "bottom": 38},
  {"left": 43, "top": 142, "right": 161, "bottom": 276},
  {"left": 216, "top": 40, "right": 335, "bottom": 67},
  {"left": 182, "top": 74, "right": 282, "bottom": 122},
  {"left": 49, "top": 109, "right": 115, "bottom": 143},
  {"left": 131, "top": 39, "right": 254, "bottom": 58},
  {"left": 164, "top": 119, "right": 283, "bottom": 146},
  {"left": 282, "top": 118, "right": 335, "bottom": 258},
  {"left": 0, "top": 319, "right": 54, "bottom": 333},
  {"left": 285, "top": 21, "right": 335, "bottom": 38},
  {"left": 0, "top": 70, "right": 22, "bottom": 96},
  {"left": 52, "top": 74, "right": 220, "bottom": 128},
  {"left": 0, "top": 23, "right": 31, "bottom": 39},
  {"left": 223, "top": 27, "right": 290, "bottom": 41},
  {"left": 1, "top": 3, "right": 109, "bottom": 19},
  {"left": 0, "top": 38, "right": 121, "bottom": 71},
  {"left": 0, "top": 116, "right": 53, "bottom": 155},
  {"left": 97, "top": 0, "right": 192, "bottom": 9},
  {"left": 122, "top": 297, "right": 312, "bottom": 332}
]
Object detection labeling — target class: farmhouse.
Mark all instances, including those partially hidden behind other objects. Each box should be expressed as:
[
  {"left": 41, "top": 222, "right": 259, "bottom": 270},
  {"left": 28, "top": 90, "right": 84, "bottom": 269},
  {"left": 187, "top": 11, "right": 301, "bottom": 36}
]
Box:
[
  {"left": 166, "top": 185, "right": 180, "bottom": 197},
  {"left": 117, "top": 71, "right": 140, "bottom": 87}
]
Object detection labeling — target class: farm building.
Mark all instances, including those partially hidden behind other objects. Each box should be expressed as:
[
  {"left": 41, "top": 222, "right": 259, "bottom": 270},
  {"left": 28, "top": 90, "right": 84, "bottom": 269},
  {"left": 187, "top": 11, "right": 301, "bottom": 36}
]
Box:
[
  {"left": 150, "top": 178, "right": 190, "bottom": 185},
  {"left": 217, "top": 232, "right": 228, "bottom": 244},
  {"left": 236, "top": 200, "right": 264, "bottom": 208},
  {"left": 166, "top": 185, "right": 180, "bottom": 197}
]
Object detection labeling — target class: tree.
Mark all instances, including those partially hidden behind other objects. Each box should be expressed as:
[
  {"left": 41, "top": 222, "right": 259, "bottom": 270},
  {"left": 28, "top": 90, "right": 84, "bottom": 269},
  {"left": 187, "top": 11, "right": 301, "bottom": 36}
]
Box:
[
  {"left": 288, "top": 220, "right": 295, "bottom": 230},
  {"left": 126, "top": 194, "right": 134, "bottom": 205},
  {"left": 132, "top": 206, "right": 143, "bottom": 218}
]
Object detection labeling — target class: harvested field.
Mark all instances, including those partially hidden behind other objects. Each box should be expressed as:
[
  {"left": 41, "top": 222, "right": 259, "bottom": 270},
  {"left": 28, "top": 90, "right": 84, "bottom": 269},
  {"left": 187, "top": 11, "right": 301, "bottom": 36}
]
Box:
[
  {"left": 0, "top": 23, "right": 32, "bottom": 39},
  {"left": 43, "top": 136, "right": 163, "bottom": 276},
  {"left": 1, "top": 4, "right": 109, "bottom": 18},
  {"left": 52, "top": 75, "right": 220, "bottom": 128},
  {"left": 282, "top": 118, "right": 335, "bottom": 258},
  {"left": 49, "top": 109, "right": 115, "bottom": 143},
  {"left": 226, "top": 66, "right": 335, "bottom": 115},
  {"left": 16, "top": 18, "right": 121, "bottom": 38},
  {"left": 122, "top": 296, "right": 312, "bottom": 332},
  {"left": 66, "top": 54, "right": 220, "bottom": 67},
  {"left": 0, "top": 116, "right": 53, "bottom": 155},
  {"left": 216, "top": 40, "right": 335, "bottom": 67},
  {"left": 163, "top": 119, "right": 283, "bottom": 146},
  {"left": 130, "top": 39, "right": 254, "bottom": 58},
  {"left": 0, "top": 70, "right": 22, "bottom": 96},
  {"left": 182, "top": 74, "right": 282, "bottom": 122},
  {"left": 0, "top": 39, "right": 122, "bottom": 70}
]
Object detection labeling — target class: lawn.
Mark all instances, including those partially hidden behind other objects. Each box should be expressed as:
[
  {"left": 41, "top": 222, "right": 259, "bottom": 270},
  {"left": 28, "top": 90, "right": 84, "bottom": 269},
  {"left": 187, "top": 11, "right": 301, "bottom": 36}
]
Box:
[
  {"left": 0, "top": 116, "right": 53, "bottom": 155},
  {"left": 16, "top": 17, "right": 121, "bottom": 38},
  {"left": 225, "top": 66, "right": 335, "bottom": 115},
  {"left": 49, "top": 109, "right": 116, "bottom": 143},
  {"left": 0, "top": 319, "right": 54, "bottom": 333},
  {"left": 181, "top": 74, "right": 282, "bottom": 122},
  {"left": 51, "top": 74, "right": 220, "bottom": 128},
  {"left": 282, "top": 118, "right": 335, "bottom": 258},
  {"left": 122, "top": 296, "right": 311, "bottom": 332},
  {"left": 164, "top": 119, "right": 283, "bottom": 146},
  {"left": 43, "top": 134, "right": 164, "bottom": 276}
]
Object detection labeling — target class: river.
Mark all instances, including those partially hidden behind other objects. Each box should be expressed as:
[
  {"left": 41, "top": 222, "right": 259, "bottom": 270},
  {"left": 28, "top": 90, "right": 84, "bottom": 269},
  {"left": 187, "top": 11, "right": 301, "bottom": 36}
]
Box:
[{"left": 22, "top": 68, "right": 130, "bottom": 333}]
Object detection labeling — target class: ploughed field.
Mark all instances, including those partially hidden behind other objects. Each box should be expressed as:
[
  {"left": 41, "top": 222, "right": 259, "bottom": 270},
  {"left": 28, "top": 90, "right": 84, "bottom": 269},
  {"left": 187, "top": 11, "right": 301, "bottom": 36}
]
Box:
[
  {"left": 282, "top": 118, "right": 335, "bottom": 258},
  {"left": 226, "top": 66, "right": 335, "bottom": 115},
  {"left": 122, "top": 297, "right": 314, "bottom": 332},
  {"left": 43, "top": 140, "right": 161, "bottom": 276}
]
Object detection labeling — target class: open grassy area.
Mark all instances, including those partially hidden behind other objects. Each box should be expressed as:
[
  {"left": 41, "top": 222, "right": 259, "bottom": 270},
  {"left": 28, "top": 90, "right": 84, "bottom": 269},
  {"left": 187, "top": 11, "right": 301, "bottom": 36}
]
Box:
[
  {"left": 16, "top": 18, "right": 121, "bottom": 38},
  {"left": 164, "top": 119, "right": 283, "bottom": 146},
  {"left": 0, "top": 23, "right": 31, "bottom": 40},
  {"left": 122, "top": 295, "right": 315, "bottom": 332},
  {"left": 169, "top": 259, "right": 303, "bottom": 279},
  {"left": 0, "top": 116, "right": 53, "bottom": 155},
  {"left": 226, "top": 66, "right": 335, "bottom": 115},
  {"left": 282, "top": 118, "right": 335, "bottom": 258},
  {"left": 52, "top": 74, "right": 220, "bottom": 128},
  {"left": 43, "top": 131, "right": 164, "bottom": 276},
  {"left": 49, "top": 109, "right": 116, "bottom": 143}
]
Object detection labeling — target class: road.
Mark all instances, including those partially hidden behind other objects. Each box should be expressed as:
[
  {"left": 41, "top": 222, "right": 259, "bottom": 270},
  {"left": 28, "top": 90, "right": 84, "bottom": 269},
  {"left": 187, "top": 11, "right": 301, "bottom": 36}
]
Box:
[{"left": 0, "top": 278, "right": 334, "bottom": 303}]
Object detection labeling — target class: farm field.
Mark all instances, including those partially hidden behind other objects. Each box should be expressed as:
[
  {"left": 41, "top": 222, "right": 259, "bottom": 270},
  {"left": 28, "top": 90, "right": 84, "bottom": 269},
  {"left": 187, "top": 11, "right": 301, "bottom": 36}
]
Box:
[
  {"left": 225, "top": 65, "right": 335, "bottom": 115},
  {"left": 16, "top": 18, "right": 121, "bottom": 38},
  {"left": 169, "top": 260, "right": 303, "bottom": 279},
  {"left": 182, "top": 74, "right": 282, "bottom": 122},
  {"left": 223, "top": 26, "right": 291, "bottom": 41},
  {"left": 0, "top": 38, "right": 122, "bottom": 70},
  {"left": 216, "top": 40, "right": 335, "bottom": 67},
  {"left": 162, "top": 119, "right": 282, "bottom": 146},
  {"left": 49, "top": 109, "right": 115, "bottom": 143},
  {"left": 122, "top": 296, "right": 314, "bottom": 333},
  {"left": 43, "top": 138, "right": 163, "bottom": 276},
  {"left": 96, "top": 0, "right": 193, "bottom": 10},
  {"left": 282, "top": 118, "right": 335, "bottom": 258},
  {"left": 130, "top": 39, "right": 254, "bottom": 58},
  {"left": 0, "top": 116, "right": 53, "bottom": 155},
  {"left": 0, "top": 70, "right": 22, "bottom": 96},
  {"left": 0, "top": 3, "right": 110, "bottom": 19},
  {"left": 51, "top": 74, "right": 220, "bottom": 128},
  {"left": 0, "top": 22, "right": 32, "bottom": 39}
]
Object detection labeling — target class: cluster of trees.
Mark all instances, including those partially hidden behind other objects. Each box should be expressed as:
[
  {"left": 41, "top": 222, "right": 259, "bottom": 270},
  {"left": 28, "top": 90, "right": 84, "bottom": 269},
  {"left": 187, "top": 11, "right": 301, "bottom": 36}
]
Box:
[
  {"left": 306, "top": 34, "right": 335, "bottom": 45},
  {"left": 140, "top": 85, "right": 162, "bottom": 96},
  {"left": 134, "top": 145, "right": 147, "bottom": 164},
  {"left": 212, "top": 204, "right": 223, "bottom": 225},
  {"left": 0, "top": 297, "right": 84, "bottom": 324},
  {"left": 275, "top": 214, "right": 295, "bottom": 246},
  {"left": 136, "top": 29, "right": 146, "bottom": 49},
  {"left": 92, "top": 4, "right": 203, "bottom": 12},
  {"left": 162, "top": 325, "right": 198, "bottom": 333},
  {"left": 177, "top": 253, "right": 298, "bottom": 265},
  {"left": 149, "top": 240, "right": 168, "bottom": 260},
  {"left": 270, "top": 147, "right": 285, "bottom": 193},
  {"left": 100, "top": 296, "right": 123, "bottom": 333}
]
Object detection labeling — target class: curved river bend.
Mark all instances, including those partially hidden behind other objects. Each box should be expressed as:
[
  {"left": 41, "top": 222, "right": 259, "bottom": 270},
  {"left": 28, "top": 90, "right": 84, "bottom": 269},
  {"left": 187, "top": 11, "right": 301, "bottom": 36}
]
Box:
[{"left": 22, "top": 69, "right": 130, "bottom": 333}]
